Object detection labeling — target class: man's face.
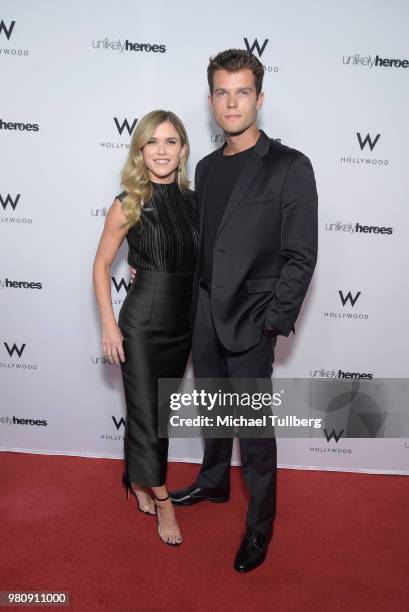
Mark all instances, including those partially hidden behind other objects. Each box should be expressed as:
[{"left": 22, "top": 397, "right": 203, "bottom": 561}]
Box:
[{"left": 209, "top": 68, "right": 263, "bottom": 135}]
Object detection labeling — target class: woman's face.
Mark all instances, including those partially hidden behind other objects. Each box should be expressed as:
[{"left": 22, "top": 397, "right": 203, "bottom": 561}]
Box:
[{"left": 141, "top": 121, "right": 186, "bottom": 184}]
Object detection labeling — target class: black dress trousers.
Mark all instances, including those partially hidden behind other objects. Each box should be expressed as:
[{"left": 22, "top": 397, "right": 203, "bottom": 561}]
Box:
[{"left": 192, "top": 285, "right": 278, "bottom": 537}]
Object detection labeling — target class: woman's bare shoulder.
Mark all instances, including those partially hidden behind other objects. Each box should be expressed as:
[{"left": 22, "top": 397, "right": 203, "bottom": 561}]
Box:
[{"left": 104, "top": 193, "right": 127, "bottom": 232}]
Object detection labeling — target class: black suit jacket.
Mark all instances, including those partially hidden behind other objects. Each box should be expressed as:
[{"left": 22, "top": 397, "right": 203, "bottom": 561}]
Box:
[{"left": 192, "top": 129, "right": 318, "bottom": 352}]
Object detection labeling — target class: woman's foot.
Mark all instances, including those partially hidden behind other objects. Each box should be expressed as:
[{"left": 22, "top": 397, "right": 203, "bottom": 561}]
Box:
[
  {"left": 123, "top": 473, "right": 156, "bottom": 515},
  {"left": 133, "top": 487, "right": 156, "bottom": 515},
  {"left": 154, "top": 495, "right": 183, "bottom": 546}
]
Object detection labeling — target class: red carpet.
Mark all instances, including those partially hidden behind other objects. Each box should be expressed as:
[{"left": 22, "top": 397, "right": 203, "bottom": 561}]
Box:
[{"left": 1, "top": 452, "right": 408, "bottom": 611}]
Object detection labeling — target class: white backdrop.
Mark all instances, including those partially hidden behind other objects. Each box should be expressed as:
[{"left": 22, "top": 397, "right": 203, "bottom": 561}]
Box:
[{"left": 1, "top": 0, "right": 409, "bottom": 474}]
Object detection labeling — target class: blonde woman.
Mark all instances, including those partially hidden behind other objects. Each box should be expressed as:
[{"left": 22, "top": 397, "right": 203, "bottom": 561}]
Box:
[{"left": 93, "top": 110, "right": 198, "bottom": 546}]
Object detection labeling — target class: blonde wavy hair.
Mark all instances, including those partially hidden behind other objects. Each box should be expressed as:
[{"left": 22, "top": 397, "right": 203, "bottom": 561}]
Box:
[{"left": 120, "top": 110, "right": 190, "bottom": 228}]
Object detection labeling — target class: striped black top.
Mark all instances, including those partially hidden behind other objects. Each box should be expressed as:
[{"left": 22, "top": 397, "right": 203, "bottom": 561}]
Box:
[{"left": 117, "top": 182, "right": 199, "bottom": 273}]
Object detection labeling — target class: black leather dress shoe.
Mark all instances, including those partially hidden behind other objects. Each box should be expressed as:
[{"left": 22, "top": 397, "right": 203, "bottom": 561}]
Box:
[
  {"left": 169, "top": 484, "right": 229, "bottom": 506},
  {"left": 234, "top": 530, "right": 270, "bottom": 573}
]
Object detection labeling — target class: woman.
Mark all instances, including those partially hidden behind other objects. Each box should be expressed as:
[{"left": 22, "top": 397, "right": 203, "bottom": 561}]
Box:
[{"left": 93, "top": 110, "right": 198, "bottom": 546}]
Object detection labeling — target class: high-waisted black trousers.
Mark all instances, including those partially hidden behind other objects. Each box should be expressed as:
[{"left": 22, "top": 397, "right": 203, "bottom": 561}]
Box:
[{"left": 118, "top": 268, "right": 193, "bottom": 487}]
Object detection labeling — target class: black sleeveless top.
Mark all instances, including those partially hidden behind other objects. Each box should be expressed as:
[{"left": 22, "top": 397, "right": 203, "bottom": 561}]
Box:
[{"left": 117, "top": 182, "right": 199, "bottom": 273}]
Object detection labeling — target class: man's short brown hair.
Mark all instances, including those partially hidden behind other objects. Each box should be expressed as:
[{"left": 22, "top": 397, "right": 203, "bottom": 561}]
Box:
[{"left": 207, "top": 49, "right": 264, "bottom": 96}]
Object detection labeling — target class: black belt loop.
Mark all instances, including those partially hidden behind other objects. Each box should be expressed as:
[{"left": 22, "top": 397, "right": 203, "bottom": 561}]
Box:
[{"left": 200, "top": 277, "right": 211, "bottom": 295}]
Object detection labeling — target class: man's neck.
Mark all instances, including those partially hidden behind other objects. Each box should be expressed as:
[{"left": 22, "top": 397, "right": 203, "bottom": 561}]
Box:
[{"left": 223, "top": 124, "right": 260, "bottom": 156}]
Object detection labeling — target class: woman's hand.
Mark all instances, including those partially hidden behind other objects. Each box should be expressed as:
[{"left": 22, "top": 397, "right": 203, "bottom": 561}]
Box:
[
  {"left": 93, "top": 198, "right": 129, "bottom": 366},
  {"left": 129, "top": 266, "right": 137, "bottom": 283},
  {"left": 102, "top": 320, "right": 125, "bottom": 365}
]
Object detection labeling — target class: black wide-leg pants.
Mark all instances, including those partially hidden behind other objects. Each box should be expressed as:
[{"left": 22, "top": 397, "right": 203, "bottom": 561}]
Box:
[
  {"left": 192, "top": 285, "right": 278, "bottom": 537},
  {"left": 118, "top": 268, "right": 193, "bottom": 487}
]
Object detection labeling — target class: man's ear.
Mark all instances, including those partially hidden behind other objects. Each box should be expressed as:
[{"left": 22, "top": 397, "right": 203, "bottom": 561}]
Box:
[
  {"left": 208, "top": 93, "right": 214, "bottom": 110},
  {"left": 256, "top": 91, "right": 264, "bottom": 111}
]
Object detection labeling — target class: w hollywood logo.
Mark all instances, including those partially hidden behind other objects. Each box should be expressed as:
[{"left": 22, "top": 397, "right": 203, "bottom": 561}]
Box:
[
  {"left": 338, "top": 290, "right": 361, "bottom": 307},
  {"left": 2, "top": 341, "right": 38, "bottom": 370},
  {"left": 243, "top": 37, "right": 269, "bottom": 57},
  {"left": 0, "top": 193, "right": 20, "bottom": 210},
  {"left": 323, "top": 290, "right": 368, "bottom": 321},
  {"left": 111, "top": 276, "right": 131, "bottom": 306},
  {"left": 111, "top": 277, "right": 131, "bottom": 293},
  {"left": 99, "top": 415, "right": 126, "bottom": 442},
  {"left": 0, "top": 20, "right": 15, "bottom": 40},
  {"left": 323, "top": 428, "right": 344, "bottom": 443},
  {"left": 0, "top": 20, "right": 29, "bottom": 57},
  {"left": 114, "top": 117, "right": 138, "bottom": 136},
  {"left": 100, "top": 118, "right": 138, "bottom": 150},
  {"left": 112, "top": 416, "right": 126, "bottom": 430},
  {"left": 243, "top": 37, "right": 278, "bottom": 73},
  {"left": 1, "top": 192, "right": 32, "bottom": 224},
  {"left": 4, "top": 341, "right": 25, "bottom": 358},
  {"left": 340, "top": 132, "right": 388, "bottom": 166},
  {"left": 356, "top": 133, "right": 380, "bottom": 151}
]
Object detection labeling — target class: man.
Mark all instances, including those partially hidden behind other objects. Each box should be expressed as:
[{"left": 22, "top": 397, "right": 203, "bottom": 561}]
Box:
[{"left": 170, "top": 49, "right": 318, "bottom": 572}]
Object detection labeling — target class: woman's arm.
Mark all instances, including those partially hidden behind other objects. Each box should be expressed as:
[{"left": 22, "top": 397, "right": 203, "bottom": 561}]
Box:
[{"left": 93, "top": 198, "right": 129, "bottom": 365}]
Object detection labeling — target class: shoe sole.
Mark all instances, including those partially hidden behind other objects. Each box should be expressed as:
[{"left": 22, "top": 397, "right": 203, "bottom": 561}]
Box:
[
  {"left": 234, "top": 565, "right": 260, "bottom": 573},
  {"left": 234, "top": 557, "right": 267, "bottom": 573},
  {"left": 170, "top": 497, "right": 229, "bottom": 506}
]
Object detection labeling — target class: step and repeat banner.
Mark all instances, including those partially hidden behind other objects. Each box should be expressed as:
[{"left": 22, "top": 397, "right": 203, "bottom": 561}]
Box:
[{"left": 1, "top": 0, "right": 408, "bottom": 474}]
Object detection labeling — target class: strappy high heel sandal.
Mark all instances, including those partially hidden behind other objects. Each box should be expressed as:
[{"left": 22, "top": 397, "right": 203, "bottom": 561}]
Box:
[
  {"left": 153, "top": 493, "right": 183, "bottom": 546},
  {"left": 122, "top": 472, "right": 156, "bottom": 516}
]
